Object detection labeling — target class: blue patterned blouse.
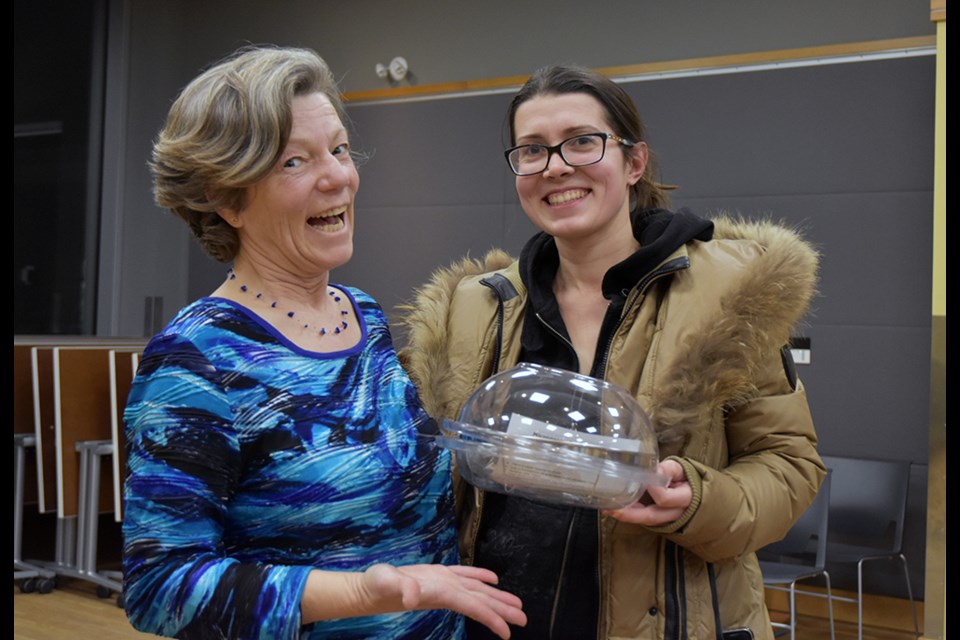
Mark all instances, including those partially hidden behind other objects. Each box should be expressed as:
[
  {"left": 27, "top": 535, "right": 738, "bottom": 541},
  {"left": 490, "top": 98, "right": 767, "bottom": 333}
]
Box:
[{"left": 122, "top": 289, "right": 463, "bottom": 640}]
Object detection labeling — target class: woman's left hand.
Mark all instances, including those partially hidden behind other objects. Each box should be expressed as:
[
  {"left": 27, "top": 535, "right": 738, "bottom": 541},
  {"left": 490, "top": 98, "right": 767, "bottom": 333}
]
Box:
[
  {"left": 603, "top": 459, "right": 693, "bottom": 526},
  {"left": 359, "top": 564, "right": 526, "bottom": 638},
  {"left": 301, "top": 563, "right": 526, "bottom": 638}
]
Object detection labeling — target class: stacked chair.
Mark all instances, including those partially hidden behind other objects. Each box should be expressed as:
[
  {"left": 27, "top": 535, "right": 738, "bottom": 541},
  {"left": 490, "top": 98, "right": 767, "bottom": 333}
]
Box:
[
  {"left": 757, "top": 472, "right": 834, "bottom": 640},
  {"left": 13, "top": 338, "right": 143, "bottom": 606},
  {"left": 819, "top": 455, "right": 919, "bottom": 640},
  {"left": 759, "top": 455, "right": 920, "bottom": 639}
]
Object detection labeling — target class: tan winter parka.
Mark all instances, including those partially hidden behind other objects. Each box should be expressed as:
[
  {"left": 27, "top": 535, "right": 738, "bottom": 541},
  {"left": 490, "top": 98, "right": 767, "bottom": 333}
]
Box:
[{"left": 401, "top": 216, "right": 825, "bottom": 640}]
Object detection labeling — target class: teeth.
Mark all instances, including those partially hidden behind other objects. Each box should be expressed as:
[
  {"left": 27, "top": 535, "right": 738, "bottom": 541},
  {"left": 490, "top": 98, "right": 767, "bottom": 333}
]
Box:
[
  {"left": 547, "top": 189, "right": 588, "bottom": 205},
  {"left": 307, "top": 206, "right": 347, "bottom": 231},
  {"left": 309, "top": 216, "right": 344, "bottom": 232}
]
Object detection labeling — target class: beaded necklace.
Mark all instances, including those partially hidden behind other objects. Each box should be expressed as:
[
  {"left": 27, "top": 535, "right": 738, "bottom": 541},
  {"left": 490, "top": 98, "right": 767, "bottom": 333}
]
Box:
[{"left": 227, "top": 269, "right": 350, "bottom": 336}]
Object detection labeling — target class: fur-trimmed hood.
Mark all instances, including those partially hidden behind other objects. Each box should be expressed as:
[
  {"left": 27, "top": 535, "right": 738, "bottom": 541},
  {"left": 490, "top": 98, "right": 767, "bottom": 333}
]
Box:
[
  {"left": 647, "top": 215, "right": 819, "bottom": 445},
  {"left": 400, "top": 214, "right": 818, "bottom": 445}
]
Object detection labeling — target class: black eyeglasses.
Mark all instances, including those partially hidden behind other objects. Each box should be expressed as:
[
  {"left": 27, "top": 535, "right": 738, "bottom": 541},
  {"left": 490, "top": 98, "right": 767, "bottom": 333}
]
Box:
[{"left": 504, "top": 132, "right": 635, "bottom": 176}]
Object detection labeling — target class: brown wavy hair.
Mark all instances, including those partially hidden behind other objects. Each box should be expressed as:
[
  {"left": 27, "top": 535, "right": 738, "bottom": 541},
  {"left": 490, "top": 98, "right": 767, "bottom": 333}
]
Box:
[{"left": 150, "top": 46, "right": 347, "bottom": 262}]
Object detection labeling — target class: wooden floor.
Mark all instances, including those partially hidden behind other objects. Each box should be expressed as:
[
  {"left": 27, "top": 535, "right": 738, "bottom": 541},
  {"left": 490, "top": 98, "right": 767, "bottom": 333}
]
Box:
[
  {"left": 15, "top": 578, "right": 919, "bottom": 640},
  {"left": 770, "top": 614, "right": 919, "bottom": 640},
  {"left": 14, "top": 579, "right": 150, "bottom": 640}
]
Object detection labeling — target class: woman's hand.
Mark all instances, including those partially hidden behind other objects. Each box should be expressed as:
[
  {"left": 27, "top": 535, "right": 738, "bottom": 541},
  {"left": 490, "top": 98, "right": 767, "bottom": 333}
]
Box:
[
  {"left": 301, "top": 564, "right": 526, "bottom": 639},
  {"left": 363, "top": 564, "right": 526, "bottom": 638},
  {"left": 604, "top": 459, "right": 693, "bottom": 526}
]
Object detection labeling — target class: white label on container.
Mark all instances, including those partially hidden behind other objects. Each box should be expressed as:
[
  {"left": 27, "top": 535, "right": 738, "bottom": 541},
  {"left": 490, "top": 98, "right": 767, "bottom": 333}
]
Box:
[
  {"left": 505, "top": 413, "right": 642, "bottom": 453},
  {"left": 486, "top": 451, "right": 634, "bottom": 498}
]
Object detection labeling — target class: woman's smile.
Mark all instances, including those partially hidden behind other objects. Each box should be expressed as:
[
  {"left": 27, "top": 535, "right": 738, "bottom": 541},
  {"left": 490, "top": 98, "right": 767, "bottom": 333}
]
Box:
[{"left": 545, "top": 188, "right": 590, "bottom": 206}]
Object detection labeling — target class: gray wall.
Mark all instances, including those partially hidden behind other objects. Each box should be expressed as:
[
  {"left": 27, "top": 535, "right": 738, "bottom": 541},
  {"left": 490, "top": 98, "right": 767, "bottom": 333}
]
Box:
[
  {"left": 104, "top": 0, "right": 935, "bottom": 335},
  {"left": 334, "top": 57, "right": 936, "bottom": 600},
  {"left": 119, "top": 0, "right": 935, "bottom": 94},
  {"left": 100, "top": 0, "right": 935, "bottom": 600}
]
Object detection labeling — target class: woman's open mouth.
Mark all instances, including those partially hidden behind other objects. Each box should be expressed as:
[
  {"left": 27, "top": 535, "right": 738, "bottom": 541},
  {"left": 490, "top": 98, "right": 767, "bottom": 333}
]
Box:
[{"left": 307, "top": 206, "right": 347, "bottom": 231}]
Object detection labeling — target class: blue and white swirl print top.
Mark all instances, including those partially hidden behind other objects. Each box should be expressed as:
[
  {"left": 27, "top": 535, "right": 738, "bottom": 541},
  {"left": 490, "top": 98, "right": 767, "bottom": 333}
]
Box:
[{"left": 122, "top": 288, "right": 463, "bottom": 640}]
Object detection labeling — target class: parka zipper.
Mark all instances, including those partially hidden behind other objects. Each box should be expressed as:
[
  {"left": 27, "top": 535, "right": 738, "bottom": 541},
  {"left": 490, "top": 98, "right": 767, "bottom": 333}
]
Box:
[
  {"left": 466, "top": 277, "right": 512, "bottom": 564},
  {"left": 548, "top": 511, "right": 580, "bottom": 639},
  {"left": 595, "top": 518, "right": 604, "bottom": 640},
  {"left": 663, "top": 541, "right": 688, "bottom": 640},
  {"left": 707, "top": 562, "right": 723, "bottom": 640},
  {"left": 528, "top": 312, "right": 590, "bottom": 640},
  {"left": 535, "top": 312, "right": 577, "bottom": 356},
  {"left": 594, "top": 256, "right": 689, "bottom": 380},
  {"left": 595, "top": 256, "right": 689, "bottom": 640}
]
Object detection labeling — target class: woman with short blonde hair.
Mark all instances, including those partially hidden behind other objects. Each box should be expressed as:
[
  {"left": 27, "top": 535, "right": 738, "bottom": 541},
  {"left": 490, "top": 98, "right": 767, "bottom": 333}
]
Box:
[{"left": 123, "top": 46, "right": 525, "bottom": 640}]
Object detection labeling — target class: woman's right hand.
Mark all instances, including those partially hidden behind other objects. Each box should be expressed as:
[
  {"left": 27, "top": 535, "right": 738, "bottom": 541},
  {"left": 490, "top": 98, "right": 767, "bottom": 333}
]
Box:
[
  {"left": 301, "top": 564, "right": 526, "bottom": 638},
  {"left": 363, "top": 564, "right": 526, "bottom": 639}
]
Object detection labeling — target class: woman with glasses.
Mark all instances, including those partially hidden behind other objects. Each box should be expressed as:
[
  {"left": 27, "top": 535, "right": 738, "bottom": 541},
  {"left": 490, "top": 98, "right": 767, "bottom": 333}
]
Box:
[{"left": 403, "top": 65, "right": 824, "bottom": 639}]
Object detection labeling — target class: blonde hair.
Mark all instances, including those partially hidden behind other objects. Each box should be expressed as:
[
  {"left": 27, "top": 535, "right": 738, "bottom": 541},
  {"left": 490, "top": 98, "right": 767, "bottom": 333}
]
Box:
[{"left": 151, "top": 46, "right": 346, "bottom": 262}]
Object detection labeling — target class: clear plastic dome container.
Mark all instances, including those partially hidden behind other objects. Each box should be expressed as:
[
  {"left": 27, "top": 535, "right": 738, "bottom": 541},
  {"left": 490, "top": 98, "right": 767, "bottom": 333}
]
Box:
[{"left": 437, "top": 363, "right": 665, "bottom": 509}]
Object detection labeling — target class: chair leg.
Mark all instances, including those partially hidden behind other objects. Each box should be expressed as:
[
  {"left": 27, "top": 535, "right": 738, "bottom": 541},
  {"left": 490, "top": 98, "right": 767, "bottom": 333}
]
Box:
[
  {"left": 823, "top": 571, "right": 835, "bottom": 640},
  {"left": 858, "top": 555, "right": 920, "bottom": 640},
  {"left": 898, "top": 553, "right": 920, "bottom": 638},
  {"left": 857, "top": 559, "right": 865, "bottom": 640},
  {"left": 789, "top": 581, "right": 797, "bottom": 640}
]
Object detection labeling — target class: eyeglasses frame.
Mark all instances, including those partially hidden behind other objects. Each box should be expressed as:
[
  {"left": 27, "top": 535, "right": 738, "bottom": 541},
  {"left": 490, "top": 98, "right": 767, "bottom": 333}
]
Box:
[{"left": 504, "top": 132, "right": 636, "bottom": 177}]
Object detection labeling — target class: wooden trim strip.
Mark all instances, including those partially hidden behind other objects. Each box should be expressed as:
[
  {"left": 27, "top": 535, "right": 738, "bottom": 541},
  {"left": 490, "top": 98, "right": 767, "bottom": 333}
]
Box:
[
  {"left": 344, "top": 74, "right": 530, "bottom": 102},
  {"left": 344, "top": 36, "right": 936, "bottom": 103},
  {"left": 930, "top": 0, "right": 945, "bottom": 22}
]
